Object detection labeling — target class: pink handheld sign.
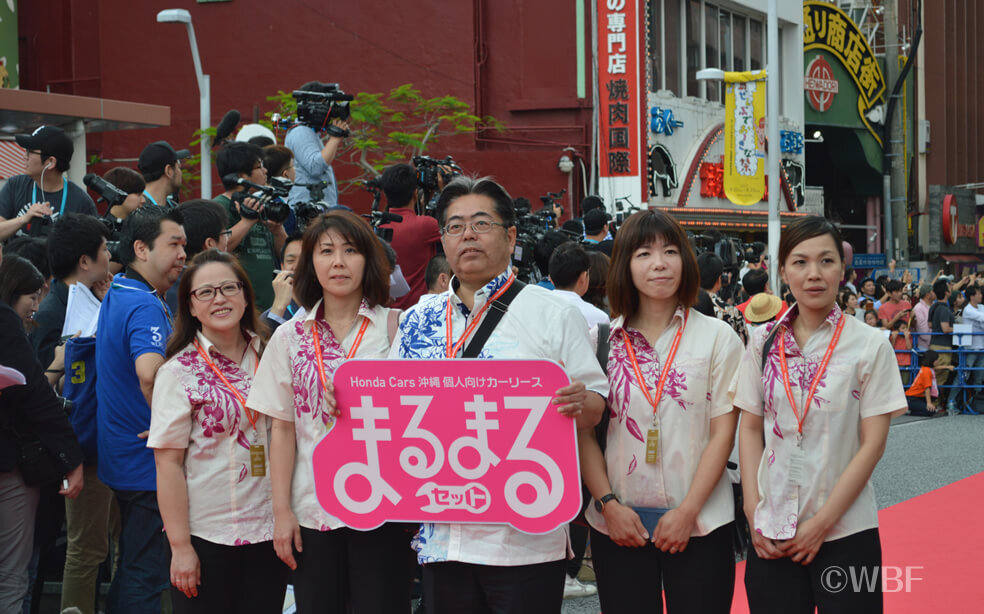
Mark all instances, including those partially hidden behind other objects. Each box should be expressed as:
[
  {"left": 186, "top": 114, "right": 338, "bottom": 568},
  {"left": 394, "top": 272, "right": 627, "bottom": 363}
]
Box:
[{"left": 313, "top": 359, "right": 581, "bottom": 534}]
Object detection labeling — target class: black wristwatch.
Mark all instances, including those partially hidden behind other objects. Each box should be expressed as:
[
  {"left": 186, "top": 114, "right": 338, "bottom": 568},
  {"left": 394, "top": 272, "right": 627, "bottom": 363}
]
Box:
[{"left": 594, "top": 492, "right": 620, "bottom": 513}]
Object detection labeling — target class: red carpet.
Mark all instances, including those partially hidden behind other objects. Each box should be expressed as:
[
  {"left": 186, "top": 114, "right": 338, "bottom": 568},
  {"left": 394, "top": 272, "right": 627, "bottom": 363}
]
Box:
[{"left": 730, "top": 471, "right": 984, "bottom": 613}]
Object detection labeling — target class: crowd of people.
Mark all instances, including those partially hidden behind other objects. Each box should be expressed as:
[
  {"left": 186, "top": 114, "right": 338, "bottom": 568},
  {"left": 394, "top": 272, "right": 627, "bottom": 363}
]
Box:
[{"left": 0, "top": 115, "right": 978, "bottom": 614}]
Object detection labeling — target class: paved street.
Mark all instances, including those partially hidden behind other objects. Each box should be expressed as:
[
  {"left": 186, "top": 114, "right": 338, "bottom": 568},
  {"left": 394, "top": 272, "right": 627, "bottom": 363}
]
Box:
[{"left": 561, "top": 413, "right": 984, "bottom": 613}]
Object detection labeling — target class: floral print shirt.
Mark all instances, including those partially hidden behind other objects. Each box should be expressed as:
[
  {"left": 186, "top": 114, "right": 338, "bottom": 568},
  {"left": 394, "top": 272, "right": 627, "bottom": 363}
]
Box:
[
  {"left": 730, "top": 304, "right": 907, "bottom": 540},
  {"left": 246, "top": 299, "right": 394, "bottom": 531},
  {"left": 390, "top": 268, "right": 609, "bottom": 566},
  {"left": 149, "top": 331, "right": 273, "bottom": 546},
  {"left": 584, "top": 307, "right": 743, "bottom": 536}
]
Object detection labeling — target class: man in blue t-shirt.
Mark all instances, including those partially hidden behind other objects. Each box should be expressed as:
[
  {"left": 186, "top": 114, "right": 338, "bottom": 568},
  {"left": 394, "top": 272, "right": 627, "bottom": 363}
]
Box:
[{"left": 96, "top": 207, "right": 186, "bottom": 614}]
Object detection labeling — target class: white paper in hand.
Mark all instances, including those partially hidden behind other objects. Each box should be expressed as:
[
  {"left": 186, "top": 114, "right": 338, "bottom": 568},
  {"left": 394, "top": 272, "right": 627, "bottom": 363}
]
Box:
[{"left": 62, "top": 283, "right": 102, "bottom": 337}]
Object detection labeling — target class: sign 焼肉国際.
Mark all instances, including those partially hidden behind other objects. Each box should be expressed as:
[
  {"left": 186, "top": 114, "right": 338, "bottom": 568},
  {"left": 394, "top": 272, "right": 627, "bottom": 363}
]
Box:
[{"left": 315, "top": 359, "right": 581, "bottom": 534}]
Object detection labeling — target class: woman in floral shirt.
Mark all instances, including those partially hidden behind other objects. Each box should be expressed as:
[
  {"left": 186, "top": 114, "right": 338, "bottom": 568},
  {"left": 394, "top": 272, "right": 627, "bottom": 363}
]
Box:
[
  {"left": 580, "top": 210, "right": 744, "bottom": 613},
  {"left": 732, "top": 216, "right": 907, "bottom": 613},
  {"left": 246, "top": 211, "right": 412, "bottom": 614},
  {"left": 150, "top": 249, "right": 287, "bottom": 612}
]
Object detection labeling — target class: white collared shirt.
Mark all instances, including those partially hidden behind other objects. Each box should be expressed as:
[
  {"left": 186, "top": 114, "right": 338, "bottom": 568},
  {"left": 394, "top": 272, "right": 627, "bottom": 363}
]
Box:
[
  {"left": 585, "top": 308, "right": 743, "bottom": 536},
  {"left": 390, "top": 268, "right": 609, "bottom": 566},
  {"left": 730, "top": 304, "right": 907, "bottom": 541},
  {"left": 961, "top": 302, "right": 984, "bottom": 349},
  {"left": 247, "top": 299, "right": 395, "bottom": 531},
  {"left": 149, "top": 331, "right": 273, "bottom": 545},
  {"left": 552, "top": 289, "right": 610, "bottom": 330}
]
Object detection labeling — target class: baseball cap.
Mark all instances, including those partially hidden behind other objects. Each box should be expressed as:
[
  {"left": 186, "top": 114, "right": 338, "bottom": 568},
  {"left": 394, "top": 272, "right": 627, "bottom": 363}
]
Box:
[
  {"left": 583, "top": 208, "right": 609, "bottom": 234},
  {"left": 15, "top": 125, "right": 74, "bottom": 164},
  {"left": 138, "top": 141, "right": 191, "bottom": 176}
]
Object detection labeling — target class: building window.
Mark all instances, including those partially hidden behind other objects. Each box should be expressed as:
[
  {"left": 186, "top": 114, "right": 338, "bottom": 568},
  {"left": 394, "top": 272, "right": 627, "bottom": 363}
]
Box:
[
  {"left": 734, "top": 15, "right": 746, "bottom": 72},
  {"left": 686, "top": 0, "right": 701, "bottom": 97},
  {"left": 749, "top": 18, "right": 763, "bottom": 71},
  {"left": 704, "top": 4, "right": 719, "bottom": 101},
  {"left": 648, "top": 0, "right": 683, "bottom": 94},
  {"left": 655, "top": 0, "right": 764, "bottom": 102},
  {"left": 719, "top": 9, "right": 731, "bottom": 71}
]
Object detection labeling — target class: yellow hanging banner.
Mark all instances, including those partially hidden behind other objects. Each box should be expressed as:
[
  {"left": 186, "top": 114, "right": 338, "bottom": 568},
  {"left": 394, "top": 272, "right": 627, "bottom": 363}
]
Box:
[{"left": 723, "top": 70, "right": 768, "bottom": 206}]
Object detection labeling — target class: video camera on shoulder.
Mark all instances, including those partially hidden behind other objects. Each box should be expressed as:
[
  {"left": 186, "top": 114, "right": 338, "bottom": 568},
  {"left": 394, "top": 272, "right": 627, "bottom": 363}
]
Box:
[{"left": 292, "top": 83, "right": 353, "bottom": 136}]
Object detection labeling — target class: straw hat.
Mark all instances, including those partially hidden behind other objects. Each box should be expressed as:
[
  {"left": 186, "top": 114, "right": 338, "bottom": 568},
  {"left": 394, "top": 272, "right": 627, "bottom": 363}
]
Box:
[{"left": 745, "top": 293, "right": 783, "bottom": 323}]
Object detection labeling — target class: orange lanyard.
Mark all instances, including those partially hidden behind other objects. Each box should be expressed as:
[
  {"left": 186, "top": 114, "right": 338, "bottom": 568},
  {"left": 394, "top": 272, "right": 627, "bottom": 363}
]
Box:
[
  {"left": 445, "top": 275, "right": 516, "bottom": 358},
  {"left": 193, "top": 339, "right": 259, "bottom": 430},
  {"left": 777, "top": 314, "right": 846, "bottom": 440},
  {"left": 312, "top": 316, "right": 370, "bottom": 399},
  {"left": 621, "top": 311, "right": 688, "bottom": 419}
]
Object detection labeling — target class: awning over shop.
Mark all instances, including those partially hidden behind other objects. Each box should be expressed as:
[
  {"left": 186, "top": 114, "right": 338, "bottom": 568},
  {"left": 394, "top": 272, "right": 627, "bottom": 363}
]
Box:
[
  {"left": 656, "top": 206, "right": 808, "bottom": 230},
  {"left": 939, "top": 254, "right": 983, "bottom": 263}
]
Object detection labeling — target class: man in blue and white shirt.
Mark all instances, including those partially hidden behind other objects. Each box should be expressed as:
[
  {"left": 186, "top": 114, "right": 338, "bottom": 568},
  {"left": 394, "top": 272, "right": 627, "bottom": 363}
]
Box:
[{"left": 390, "top": 176, "right": 608, "bottom": 613}]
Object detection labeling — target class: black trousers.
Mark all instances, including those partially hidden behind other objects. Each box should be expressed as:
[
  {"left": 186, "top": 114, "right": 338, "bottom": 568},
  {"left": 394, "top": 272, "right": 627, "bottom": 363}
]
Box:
[
  {"left": 292, "top": 524, "right": 416, "bottom": 614},
  {"left": 423, "top": 559, "right": 567, "bottom": 614},
  {"left": 169, "top": 536, "right": 287, "bottom": 614},
  {"left": 744, "top": 528, "right": 883, "bottom": 614},
  {"left": 590, "top": 523, "right": 735, "bottom": 614}
]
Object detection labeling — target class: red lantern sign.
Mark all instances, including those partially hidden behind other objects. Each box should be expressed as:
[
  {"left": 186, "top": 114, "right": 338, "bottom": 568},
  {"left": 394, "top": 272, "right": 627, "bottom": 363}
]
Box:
[{"left": 942, "top": 194, "right": 958, "bottom": 245}]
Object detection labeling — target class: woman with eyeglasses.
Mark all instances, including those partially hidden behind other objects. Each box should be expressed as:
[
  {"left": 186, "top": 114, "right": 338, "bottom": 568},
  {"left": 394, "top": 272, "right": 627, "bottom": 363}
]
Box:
[
  {"left": 246, "top": 211, "right": 413, "bottom": 614},
  {"left": 149, "top": 249, "right": 287, "bottom": 613}
]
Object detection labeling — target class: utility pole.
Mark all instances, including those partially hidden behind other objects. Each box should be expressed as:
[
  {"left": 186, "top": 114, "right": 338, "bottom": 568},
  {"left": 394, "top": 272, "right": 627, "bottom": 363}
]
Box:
[{"left": 883, "top": 0, "right": 908, "bottom": 263}]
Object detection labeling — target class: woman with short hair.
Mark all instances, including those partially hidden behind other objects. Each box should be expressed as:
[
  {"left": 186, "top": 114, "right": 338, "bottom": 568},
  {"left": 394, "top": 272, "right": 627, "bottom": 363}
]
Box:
[
  {"left": 246, "top": 211, "right": 412, "bottom": 614},
  {"left": 580, "top": 209, "right": 744, "bottom": 613}
]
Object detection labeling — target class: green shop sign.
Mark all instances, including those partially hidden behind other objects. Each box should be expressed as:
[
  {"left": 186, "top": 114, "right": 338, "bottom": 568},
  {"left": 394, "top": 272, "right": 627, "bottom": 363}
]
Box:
[{"left": 803, "top": 1, "right": 886, "bottom": 145}]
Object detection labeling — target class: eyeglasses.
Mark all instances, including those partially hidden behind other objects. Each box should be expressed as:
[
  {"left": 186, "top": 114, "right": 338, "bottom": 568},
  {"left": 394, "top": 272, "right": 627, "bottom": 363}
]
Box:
[
  {"left": 26, "top": 150, "right": 42, "bottom": 157},
  {"left": 220, "top": 230, "right": 232, "bottom": 237},
  {"left": 441, "top": 220, "right": 509, "bottom": 237},
  {"left": 190, "top": 281, "right": 243, "bottom": 302},
  {"left": 252, "top": 162, "right": 266, "bottom": 171}
]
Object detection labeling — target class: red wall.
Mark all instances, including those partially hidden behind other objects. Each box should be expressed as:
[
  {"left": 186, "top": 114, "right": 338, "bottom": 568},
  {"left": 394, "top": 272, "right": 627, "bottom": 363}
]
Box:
[{"left": 19, "top": 0, "right": 594, "bottom": 214}]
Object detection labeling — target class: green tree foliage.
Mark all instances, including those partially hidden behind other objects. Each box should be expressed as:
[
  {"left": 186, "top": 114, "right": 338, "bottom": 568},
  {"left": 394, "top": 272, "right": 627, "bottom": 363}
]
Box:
[{"left": 262, "top": 83, "right": 502, "bottom": 192}]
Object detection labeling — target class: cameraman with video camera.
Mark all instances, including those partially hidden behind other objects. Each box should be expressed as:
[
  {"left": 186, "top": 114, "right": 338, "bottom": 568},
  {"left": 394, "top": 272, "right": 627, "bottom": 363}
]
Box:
[
  {"left": 215, "top": 142, "right": 287, "bottom": 310},
  {"left": 285, "top": 81, "right": 352, "bottom": 208}
]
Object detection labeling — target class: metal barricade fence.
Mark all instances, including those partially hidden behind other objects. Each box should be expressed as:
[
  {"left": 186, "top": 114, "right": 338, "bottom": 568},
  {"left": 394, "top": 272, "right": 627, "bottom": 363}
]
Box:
[{"left": 896, "top": 331, "right": 984, "bottom": 414}]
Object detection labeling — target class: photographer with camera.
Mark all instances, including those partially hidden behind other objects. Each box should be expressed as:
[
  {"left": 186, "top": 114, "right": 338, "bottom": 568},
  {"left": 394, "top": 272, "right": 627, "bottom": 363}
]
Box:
[
  {"left": 0, "top": 126, "right": 97, "bottom": 242},
  {"left": 285, "top": 81, "right": 352, "bottom": 208},
  {"left": 98, "top": 168, "right": 147, "bottom": 233},
  {"left": 377, "top": 163, "right": 442, "bottom": 308},
  {"left": 215, "top": 142, "right": 287, "bottom": 311},
  {"left": 137, "top": 141, "right": 188, "bottom": 209}
]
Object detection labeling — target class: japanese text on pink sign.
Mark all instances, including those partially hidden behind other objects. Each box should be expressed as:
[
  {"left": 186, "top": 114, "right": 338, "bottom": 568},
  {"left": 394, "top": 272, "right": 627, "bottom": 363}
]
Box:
[{"left": 314, "top": 359, "right": 580, "bottom": 534}]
